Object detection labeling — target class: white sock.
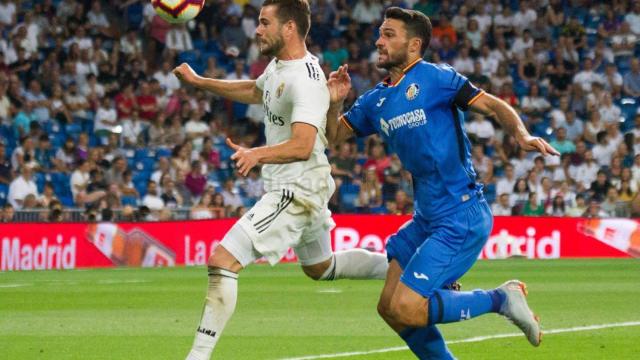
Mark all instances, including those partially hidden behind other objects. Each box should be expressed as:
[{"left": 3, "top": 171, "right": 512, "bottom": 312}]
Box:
[
  {"left": 320, "top": 249, "right": 388, "bottom": 280},
  {"left": 186, "top": 267, "right": 238, "bottom": 360}
]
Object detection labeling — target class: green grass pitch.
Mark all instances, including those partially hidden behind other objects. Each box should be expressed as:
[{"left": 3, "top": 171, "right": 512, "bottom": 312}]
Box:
[{"left": 1, "top": 259, "right": 639, "bottom": 359}]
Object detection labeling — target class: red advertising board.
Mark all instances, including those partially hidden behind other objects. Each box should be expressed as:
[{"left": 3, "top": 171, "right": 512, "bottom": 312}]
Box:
[{"left": 1, "top": 216, "right": 636, "bottom": 271}]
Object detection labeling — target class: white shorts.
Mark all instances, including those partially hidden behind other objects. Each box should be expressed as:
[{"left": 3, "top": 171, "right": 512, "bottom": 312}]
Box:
[{"left": 220, "top": 188, "right": 335, "bottom": 267}]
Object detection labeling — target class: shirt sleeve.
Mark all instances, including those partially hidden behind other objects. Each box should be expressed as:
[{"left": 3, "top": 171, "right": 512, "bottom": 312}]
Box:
[
  {"left": 290, "top": 77, "right": 330, "bottom": 129},
  {"left": 341, "top": 95, "right": 377, "bottom": 137},
  {"left": 436, "top": 64, "right": 484, "bottom": 111},
  {"left": 255, "top": 59, "right": 274, "bottom": 91}
]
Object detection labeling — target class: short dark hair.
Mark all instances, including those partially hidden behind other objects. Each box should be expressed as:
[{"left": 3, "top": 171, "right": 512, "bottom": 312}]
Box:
[
  {"left": 262, "top": 0, "right": 311, "bottom": 38},
  {"left": 384, "top": 7, "right": 432, "bottom": 53}
]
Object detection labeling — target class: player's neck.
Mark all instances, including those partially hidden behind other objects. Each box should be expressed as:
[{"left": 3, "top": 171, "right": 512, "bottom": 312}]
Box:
[
  {"left": 388, "top": 55, "right": 421, "bottom": 83},
  {"left": 276, "top": 41, "right": 307, "bottom": 61}
]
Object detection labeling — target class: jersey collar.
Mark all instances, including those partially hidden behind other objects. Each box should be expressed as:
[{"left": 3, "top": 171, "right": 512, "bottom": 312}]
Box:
[{"left": 382, "top": 57, "right": 422, "bottom": 87}]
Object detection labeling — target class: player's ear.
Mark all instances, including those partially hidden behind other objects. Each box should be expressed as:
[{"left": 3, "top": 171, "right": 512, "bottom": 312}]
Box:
[{"left": 409, "top": 37, "right": 422, "bottom": 54}]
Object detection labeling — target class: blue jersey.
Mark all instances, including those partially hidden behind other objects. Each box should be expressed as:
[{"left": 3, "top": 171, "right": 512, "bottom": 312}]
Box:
[{"left": 342, "top": 59, "right": 485, "bottom": 220}]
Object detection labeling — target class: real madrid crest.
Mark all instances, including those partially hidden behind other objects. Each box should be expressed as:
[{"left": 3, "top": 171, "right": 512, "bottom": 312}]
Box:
[
  {"left": 276, "top": 82, "right": 285, "bottom": 98},
  {"left": 405, "top": 83, "right": 419, "bottom": 101}
]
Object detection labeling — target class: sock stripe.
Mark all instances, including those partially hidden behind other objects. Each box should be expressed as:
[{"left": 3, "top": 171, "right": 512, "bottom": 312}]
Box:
[
  {"left": 433, "top": 291, "right": 444, "bottom": 325},
  {"left": 208, "top": 267, "right": 238, "bottom": 279}
]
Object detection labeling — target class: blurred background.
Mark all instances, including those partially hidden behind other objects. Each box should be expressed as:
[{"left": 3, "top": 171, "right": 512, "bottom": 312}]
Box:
[{"left": 0, "top": 0, "right": 639, "bottom": 223}]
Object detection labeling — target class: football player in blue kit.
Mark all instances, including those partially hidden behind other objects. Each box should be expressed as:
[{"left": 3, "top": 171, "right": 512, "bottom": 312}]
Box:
[{"left": 326, "top": 7, "right": 559, "bottom": 359}]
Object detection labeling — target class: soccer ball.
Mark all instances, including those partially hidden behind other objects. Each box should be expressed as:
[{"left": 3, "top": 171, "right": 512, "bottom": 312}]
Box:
[{"left": 151, "top": 0, "right": 205, "bottom": 24}]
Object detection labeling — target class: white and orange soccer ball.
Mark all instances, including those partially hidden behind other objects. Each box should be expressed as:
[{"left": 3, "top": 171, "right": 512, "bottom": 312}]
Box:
[{"left": 151, "top": 0, "right": 205, "bottom": 24}]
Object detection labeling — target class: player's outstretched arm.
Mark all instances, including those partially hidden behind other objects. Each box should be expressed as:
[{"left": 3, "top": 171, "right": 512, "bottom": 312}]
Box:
[
  {"left": 469, "top": 92, "right": 560, "bottom": 156},
  {"left": 173, "top": 63, "right": 262, "bottom": 104},
  {"left": 326, "top": 65, "right": 354, "bottom": 144},
  {"left": 226, "top": 123, "right": 316, "bottom": 176}
]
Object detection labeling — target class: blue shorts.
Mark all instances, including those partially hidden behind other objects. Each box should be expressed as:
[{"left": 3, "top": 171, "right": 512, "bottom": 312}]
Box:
[{"left": 386, "top": 198, "right": 493, "bottom": 297}]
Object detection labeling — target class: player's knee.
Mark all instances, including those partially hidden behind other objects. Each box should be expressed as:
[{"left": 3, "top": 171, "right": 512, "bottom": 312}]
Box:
[
  {"left": 301, "top": 262, "right": 329, "bottom": 281},
  {"left": 376, "top": 299, "right": 393, "bottom": 321},
  {"left": 207, "top": 245, "right": 243, "bottom": 273},
  {"left": 389, "top": 296, "right": 424, "bottom": 327}
]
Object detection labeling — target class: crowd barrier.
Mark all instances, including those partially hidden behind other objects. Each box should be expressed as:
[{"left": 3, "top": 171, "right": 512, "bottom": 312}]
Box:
[{"left": 1, "top": 216, "right": 637, "bottom": 271}]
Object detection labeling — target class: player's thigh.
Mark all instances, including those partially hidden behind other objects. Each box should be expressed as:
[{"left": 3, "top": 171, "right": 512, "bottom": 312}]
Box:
[
  {"left": 400, "top": 200, "right": 493, "bottom": 298},
  {"left": 222, "top": 190, "right": 308, "bottom": 266},
  {"left": 385, "top": 219, "right": 430, "bottom": 269},
  {"left": 295, "top": 209, "right": 334, "bottom": 265}
]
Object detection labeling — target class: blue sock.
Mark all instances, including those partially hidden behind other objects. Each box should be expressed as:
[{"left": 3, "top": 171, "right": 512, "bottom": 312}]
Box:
[
  {"left": 400, "top": 325, "right": 455, "bottom": 360},
  {"left": 428, "top": 289, "right": 504, "bottom": 325}
]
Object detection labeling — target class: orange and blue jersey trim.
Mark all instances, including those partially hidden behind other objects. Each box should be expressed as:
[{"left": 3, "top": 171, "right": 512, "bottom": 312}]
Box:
[
  {"left": 467, "top": 90, "right": 485, "bottom": 106},
  {"left": 382, "top": 57, "right": 422, "bottom": 87}
]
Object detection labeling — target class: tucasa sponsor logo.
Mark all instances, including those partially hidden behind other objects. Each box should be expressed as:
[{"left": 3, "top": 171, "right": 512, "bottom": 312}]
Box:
[
  {"left": 382, "top": 109, "right": 427, "bottom": 136},
  {"left": 197, "top": 326, "right": 217, "bottom": 338},
  {"left": 481, "top": 227, "right": 561, "bottom": 259},
  {"left": 1, "top": 235, "right": 76, "bottom": 271}
]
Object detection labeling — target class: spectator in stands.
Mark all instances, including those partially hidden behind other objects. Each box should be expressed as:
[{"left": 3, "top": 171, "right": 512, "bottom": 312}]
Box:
[
  {"left": 1, "top": 203, "right": 15, "bottom": 222},
  {"left": 599, "top": 93, "right": 622, "bottom": 125},
  {"left": 221, "top": 178, "right": 242, "bottom": 212},
  {"left": 523, "top": 192, "right": 544, "bottom": 216},
  {"left": 11, "top": 136, "right": 37, "bottom": 172},
  {"left": 623, "top": 58, "right": 640, "bottom": 98},
  {"left": 121, "top": 110, "right": 145, "bottom": 148},
  {"left": 584, "top": 199, "right": 607, "bottom": 218},
  {"left": 358, "top": 166, "right": 382, "bottom": 211},
  {"left": 0, "top": 143, "right": 12, "bottom": 185},
  {"left": 71, "top": 160, "right": 106, "bottom": 207},
  {"left": 185, "top": 159, "right": 206, "bottom": 199},
  {"left": 65, "top": 81, "right": 90, "bottom": 121},
  {"left": 166, "top": 24, "right": 193, "bottom": 53},
  {"left": 35, "top": 134, "right": 53, "bottom": 171},
  {"left": 611, "top": 22, "right": 637, "bottom": 60},
  {"left": 8, "top": 164, "right": 38, "bottom": 209},
  {"left": 466, "top": 114, "right": 495, "bottom": 145},
  {"left": 492, "top": 193, "right": 512, "bottom": 216},
  {"left": 142, "top": 180, "right": 164, "bottom": 212},
  {"left": 548, "top": 195, "right": 566, "bottom": 216},
  {"left": 363, "top": 142, "right": 390, "bottom": 183},
  {"left": 191, "top": 192, "right": 214, "bottom": 219},
  {"left": 584, "top": 112, "right": 605, "bottom": 145},
  {"left": 550, "top": 127, "right": 576, "bottom": 155},
  {"left": 521, "top": 83, "right": 550, "bottom": 122},
  {"left": 242, "top": 168, "right": 264, "bottom": 204},
  {"left": 590, "top": 170, "right": 613, "bottom": 202},
  {"left": 393, "top": 189, "right": 412, "bottom": 215},
  {"left": 211, "top": 192, "right": 226, "bottom": 218},
  {"left": 593, "top": 131, "right": 617, "bottom": 167},
  {"left": 511, "top": 178, "right": 530, "bottom": 211},
  {"left": 352, "top": 0, "right": 383, "bottom": 25},
  {"left": 153, "top": 61, "right": 181, "bottom": 95},
  {"left": 161, "top": 175, "right": 183, "bottom": 208},
  {"left": 472, "top": 144, "right": 493, "bottom": 184}
]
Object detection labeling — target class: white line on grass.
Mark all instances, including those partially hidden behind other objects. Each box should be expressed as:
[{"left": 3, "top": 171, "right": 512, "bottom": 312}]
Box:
[
  {"left": 278, "top": 321, "right": 640, "bottom": 360},
  {"left": 0, "top": 283, "right": 32, "bottom": 288}
]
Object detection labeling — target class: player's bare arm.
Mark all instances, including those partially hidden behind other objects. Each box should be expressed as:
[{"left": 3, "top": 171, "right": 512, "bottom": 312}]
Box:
[
  {"left": 326, "top": 65, "right": 354, "bottom": 144},
  {"left": 226, "top": 122, "right": 317, "bottom": 176},
  {"left": 469, "top": 92, "right": 560, "bottom": 156},
  {"left": 173, "top": 63, "right": 263, "bottom": 104}
]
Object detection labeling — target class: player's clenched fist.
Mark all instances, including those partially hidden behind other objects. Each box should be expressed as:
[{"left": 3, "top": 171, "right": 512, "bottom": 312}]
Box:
[{"left": 173, "top": 63, "right": 198, "bottom": 84}]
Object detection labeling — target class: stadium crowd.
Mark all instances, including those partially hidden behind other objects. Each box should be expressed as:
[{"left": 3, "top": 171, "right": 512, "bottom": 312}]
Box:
[{"left": 1, "top": 0, "right": 640, "bottom": 222}]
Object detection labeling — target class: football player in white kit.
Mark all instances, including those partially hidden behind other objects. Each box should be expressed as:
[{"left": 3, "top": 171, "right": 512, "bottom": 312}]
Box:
[{"left": 173, "top": 1, "right": 388, "bottom": 358}]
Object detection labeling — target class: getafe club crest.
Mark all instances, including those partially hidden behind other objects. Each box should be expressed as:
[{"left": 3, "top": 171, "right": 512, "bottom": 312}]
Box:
[
  {"left": 276, "top": 82, "right": 285, "bottom": 98},
  {"left": 405, "top": 83, "right": 420, "bottom": 100}
]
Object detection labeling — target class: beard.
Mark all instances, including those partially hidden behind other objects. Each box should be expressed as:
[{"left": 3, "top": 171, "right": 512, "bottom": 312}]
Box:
[
  {"left": 258, "top": 34, "right": 285, "bottom": 57},
  {"left": 376, "top": 47, "right": 409, "bottom": 70}
]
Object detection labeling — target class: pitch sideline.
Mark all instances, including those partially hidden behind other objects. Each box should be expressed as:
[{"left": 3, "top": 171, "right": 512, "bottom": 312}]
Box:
[{"left": 278, "top": 321, "right": 640, "bottom": 360}]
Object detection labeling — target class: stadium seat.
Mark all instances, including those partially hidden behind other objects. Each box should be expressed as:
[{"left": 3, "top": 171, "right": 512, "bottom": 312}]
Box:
[
  {"left": 339, "top": 183, "right": 360, "bottom": 212},
  {"left": 121, "top": 196, "right": 138, "bottom": 207}
]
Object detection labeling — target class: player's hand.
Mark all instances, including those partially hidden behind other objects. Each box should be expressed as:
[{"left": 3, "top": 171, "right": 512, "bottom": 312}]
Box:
[
  {"left": 173, "top": 63, "right": 198, "bottom": 85},
  {"left": 227, "top": 138, "right": 259, "bottom": 177},
  {"left": 327, "top": 65, "right": 352, "bottom": 105},
  {"left": 517, "top": 135, "right": 560, "bottom": 156}
]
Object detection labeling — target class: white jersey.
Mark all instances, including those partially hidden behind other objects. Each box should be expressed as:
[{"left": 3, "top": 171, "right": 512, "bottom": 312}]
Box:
[{"left": 255, "top": 53, "right": 332, "bottom": 198}]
